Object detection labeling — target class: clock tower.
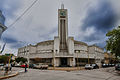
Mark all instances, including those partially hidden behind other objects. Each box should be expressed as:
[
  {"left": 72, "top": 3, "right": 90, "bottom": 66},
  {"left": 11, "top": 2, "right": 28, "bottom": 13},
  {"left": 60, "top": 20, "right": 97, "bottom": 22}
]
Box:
[{"left": 58, "top": 4, "right": 68, "bottom": 51}]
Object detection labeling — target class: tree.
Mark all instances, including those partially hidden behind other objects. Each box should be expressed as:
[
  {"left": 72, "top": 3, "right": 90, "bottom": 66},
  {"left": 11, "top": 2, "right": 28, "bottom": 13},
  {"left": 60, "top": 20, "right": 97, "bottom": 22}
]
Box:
[
  {"left": 0, "top": 55, "right": 9, "bottom": 64},
  {"left": 15, "top": 57, "right": 27, "bottom": 63},
  {"left": 15, "top": 57, "right": 21, "bottom": 63},
  {"left": 106, "top": 26, "right": 120, "bottom": 57},
  {"left": 21, "top": 57, "right": 27, "bottom": 63}
]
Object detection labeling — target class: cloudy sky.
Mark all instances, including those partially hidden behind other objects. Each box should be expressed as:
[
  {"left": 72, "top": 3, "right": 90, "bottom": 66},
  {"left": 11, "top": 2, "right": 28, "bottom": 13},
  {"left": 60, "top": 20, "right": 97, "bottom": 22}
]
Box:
[{"left": 0, "top": 0, "right": 120, "bottom": 55}]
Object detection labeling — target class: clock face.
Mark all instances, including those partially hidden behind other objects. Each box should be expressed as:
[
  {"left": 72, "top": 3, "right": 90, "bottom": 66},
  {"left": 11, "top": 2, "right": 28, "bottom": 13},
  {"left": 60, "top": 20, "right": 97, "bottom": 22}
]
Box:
[{"left": 60, "top": 11, "right": 66, "bottom": 16}]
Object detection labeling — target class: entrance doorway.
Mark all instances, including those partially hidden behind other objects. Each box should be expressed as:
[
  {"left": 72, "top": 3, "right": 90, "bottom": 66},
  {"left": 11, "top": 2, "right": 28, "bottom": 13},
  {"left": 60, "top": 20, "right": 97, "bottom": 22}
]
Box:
[{"left": 60, "top": 58, "right": 68, "bottom": 67}]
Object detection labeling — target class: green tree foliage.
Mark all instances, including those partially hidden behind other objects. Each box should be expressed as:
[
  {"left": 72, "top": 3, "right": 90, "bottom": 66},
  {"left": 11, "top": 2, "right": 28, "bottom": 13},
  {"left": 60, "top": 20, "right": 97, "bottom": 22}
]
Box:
[
  {"left": 5, "top": 54, "right": 14, "bottom": 56},
  {"left": 106, "top": 26, "right": 120, "bottom": 57},
  {"left": 15, "top": 57, "right": 27, "bottom": 63},
  {"left": 0, "top": 55, "right": 9, "bottom": 64}
]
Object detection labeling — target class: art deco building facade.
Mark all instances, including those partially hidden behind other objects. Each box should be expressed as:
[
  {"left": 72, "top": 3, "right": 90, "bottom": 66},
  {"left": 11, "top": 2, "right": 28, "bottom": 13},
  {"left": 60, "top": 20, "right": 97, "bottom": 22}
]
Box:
[{"left": 18, "top": 4, "right": 104, "bottom": 67}]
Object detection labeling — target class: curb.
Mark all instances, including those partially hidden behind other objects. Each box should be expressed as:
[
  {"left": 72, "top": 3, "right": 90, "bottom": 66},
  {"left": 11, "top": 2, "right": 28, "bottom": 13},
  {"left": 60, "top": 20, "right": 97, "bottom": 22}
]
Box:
[{"left": 0, "top": 72, "right": 19, "bottom": 79}]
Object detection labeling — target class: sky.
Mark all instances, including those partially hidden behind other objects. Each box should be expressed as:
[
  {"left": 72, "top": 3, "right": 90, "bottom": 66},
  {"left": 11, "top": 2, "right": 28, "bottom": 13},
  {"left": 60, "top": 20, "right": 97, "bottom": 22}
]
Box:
[{"left": 0, "top": 0, "right": 120, "bottom": 55}]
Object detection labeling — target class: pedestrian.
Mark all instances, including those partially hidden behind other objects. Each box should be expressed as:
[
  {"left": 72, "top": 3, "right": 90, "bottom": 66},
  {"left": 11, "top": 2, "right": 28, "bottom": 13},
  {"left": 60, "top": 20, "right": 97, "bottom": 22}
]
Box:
[
  {"left": 9, "top": 63, "right": 12, "bottom": 72},
  {"left": 25, "top": 63, "right": 27, "bottom": 72},
  {"left": 4, "top": 63, "right": 8, "bottom": 75}
]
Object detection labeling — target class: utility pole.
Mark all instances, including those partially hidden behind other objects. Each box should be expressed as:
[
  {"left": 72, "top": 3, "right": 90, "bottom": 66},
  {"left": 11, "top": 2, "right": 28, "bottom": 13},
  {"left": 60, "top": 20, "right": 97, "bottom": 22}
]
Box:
[
  {"left": 53, "top": 50, "right": 55, "bottom": 70},
  {"left": 79, "top": 50, "right": 81, "bottom": 70},
  {"left": 27, "top": 45, "right": 30, "bottom": 69}
]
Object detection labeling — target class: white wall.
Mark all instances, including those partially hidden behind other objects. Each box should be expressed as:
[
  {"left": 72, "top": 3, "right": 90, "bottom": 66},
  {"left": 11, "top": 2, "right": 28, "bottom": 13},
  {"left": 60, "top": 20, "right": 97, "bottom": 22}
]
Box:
[
  {"left": 74, "top": 44, "right": 87, "bottom": 51},
  {"left": 67, "top": 37, "right": 74, "bottom": 54},
  {"left": 54, "top": 36, "right": 60, "bottom": 54}
]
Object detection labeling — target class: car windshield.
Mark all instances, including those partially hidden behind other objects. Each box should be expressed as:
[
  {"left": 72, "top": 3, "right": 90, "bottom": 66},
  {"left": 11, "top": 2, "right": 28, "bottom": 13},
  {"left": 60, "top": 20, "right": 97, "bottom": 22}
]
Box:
[
  {"left": 92, "top": 64, "right": 95, "bottom": 66},
  {"left": 86, "top": 64, "right": 90, "bottom": 66}
]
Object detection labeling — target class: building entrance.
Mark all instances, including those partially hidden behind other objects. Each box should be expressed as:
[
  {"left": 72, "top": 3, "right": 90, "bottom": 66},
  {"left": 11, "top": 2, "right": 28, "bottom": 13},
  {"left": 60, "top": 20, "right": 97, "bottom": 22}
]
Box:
[{"left": 60, "top": 58, "right": 68, "bottom": 67}]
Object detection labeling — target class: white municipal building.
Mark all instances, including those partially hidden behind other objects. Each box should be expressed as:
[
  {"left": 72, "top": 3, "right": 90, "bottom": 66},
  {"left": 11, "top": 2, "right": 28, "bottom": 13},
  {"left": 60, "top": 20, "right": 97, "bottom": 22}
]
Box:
[{"left": 18, "top": 4, "right": 104, "bottom": 67}]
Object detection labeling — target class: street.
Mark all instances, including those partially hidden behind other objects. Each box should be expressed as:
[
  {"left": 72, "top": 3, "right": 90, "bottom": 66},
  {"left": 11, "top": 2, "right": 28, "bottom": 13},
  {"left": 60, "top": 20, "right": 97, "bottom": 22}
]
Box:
[{"left": 4, "top": 67, "right": 120, "bottom": 80}]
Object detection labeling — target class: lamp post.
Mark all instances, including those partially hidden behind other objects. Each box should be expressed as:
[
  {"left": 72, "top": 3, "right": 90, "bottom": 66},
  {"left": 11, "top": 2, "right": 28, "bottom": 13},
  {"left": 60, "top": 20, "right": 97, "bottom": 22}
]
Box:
[
  {"left": 87, "top": 52, "right": 90, "bottom": 64},
  {"left": 53, "top": 50, "right": 56, "bottom": 70},
  {"left": 77, "top": 51, "right": 79, "bottom": 70},
  {"left": 86, "top": 47, "right": 90, "bottom": 64},
  {"left": 53, "top": 51, "right": 55, "bottom": 69},
  {"left": 76, "top": 50, "right": 80, "bottom": 70}
]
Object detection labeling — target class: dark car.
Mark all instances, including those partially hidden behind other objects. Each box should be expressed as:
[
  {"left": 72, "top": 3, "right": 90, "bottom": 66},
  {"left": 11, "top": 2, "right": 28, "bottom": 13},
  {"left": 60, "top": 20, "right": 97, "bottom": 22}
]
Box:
[
  {"left": 115, "top": 63, "right": 120, "bottom": 71},
  {"left": 29, "top": 64, "right": 35, "bottom": 68},
  {"left": 92, "top": 64, "right": 99, "bottom": 69},
  {"left": 102, "top": 64, "right": 108, "bottom": 68}
]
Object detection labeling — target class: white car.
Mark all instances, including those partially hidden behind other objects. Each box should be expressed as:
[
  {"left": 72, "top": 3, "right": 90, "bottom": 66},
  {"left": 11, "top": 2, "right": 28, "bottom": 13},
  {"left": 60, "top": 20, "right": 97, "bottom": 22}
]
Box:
[
  {"left": 85, "top": 64, "right": 93, "bottom": 70},
  {"left": 34, "top": 63, "right": 48, "bottom": 69},
  {"left": 0, "top": 64, "right": 4, "bottom": 70}
]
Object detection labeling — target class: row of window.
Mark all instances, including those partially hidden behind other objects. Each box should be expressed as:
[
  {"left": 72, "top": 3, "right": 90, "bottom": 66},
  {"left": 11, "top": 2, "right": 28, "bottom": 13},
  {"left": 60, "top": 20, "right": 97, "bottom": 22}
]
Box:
[
  {"left": 74, "top": 50, "right": 87, "bottom": 53},
  {"left": 18, "top": 49, "right": 29, "bottom": 53}
]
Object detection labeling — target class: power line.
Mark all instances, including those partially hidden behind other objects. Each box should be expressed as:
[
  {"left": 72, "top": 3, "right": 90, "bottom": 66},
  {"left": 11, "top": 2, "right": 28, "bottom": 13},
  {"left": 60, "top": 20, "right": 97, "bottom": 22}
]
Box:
[
  {"left": 8, "top": 0, "right": 39, "bottom": 28},
  {"left": 1, "top": 0, "right": 39, "bottom": 43}
]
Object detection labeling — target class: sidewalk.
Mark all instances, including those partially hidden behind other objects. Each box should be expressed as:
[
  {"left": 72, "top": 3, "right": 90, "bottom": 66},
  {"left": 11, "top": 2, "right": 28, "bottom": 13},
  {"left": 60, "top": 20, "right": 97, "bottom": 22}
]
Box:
[
  {"left": 0, "top": 70, "right": 19, "bottom": 79},
  {"left": 48, "top": 67, "right": 85, "bottom": 71}
]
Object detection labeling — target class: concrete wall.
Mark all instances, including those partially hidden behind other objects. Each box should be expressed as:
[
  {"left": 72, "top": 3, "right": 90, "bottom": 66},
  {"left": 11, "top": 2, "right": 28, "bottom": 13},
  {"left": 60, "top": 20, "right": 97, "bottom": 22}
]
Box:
[
  {"left": 54, "top": 37, "right": 60, "bottom": 54},
  {"left": 55, "top": 58, "right": 59, "bottom": 66},
  {"left": 68, "top": 58, "right": 75, "bottom": 67},
  {"left": 74, "top": 44, "right": 88, "bottom": 51},
  {"left": 37, "top": 45, "right": 53, "bottom": 51},
  {"left": 29, "top": 53, "right": 53, "bottom": 58},
  {"left": 29, "top": 46, "right": 36, "bottom": 53},
  {"left": 67, "top": 37, "right": 74, "bottom": 54},
  {"left": 88, "top": 46, "right": 95, "bottom": 54}
]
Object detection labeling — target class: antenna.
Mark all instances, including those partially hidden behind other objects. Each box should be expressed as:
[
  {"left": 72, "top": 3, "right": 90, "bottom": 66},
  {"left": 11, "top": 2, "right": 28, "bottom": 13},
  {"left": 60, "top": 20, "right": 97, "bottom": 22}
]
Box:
[{"left": 61, "top": 3, "right": 64, "bottom": 9}]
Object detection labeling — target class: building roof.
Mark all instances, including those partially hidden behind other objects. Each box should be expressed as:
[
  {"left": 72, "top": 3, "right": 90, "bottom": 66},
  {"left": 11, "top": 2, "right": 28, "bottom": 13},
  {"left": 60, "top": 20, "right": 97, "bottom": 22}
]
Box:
[
  {"left": 89, "top": 44, "right": 104, "bottom": 50},
  {"left": 74, "top": 40, "right": 88, "bottom": 46},
  {"left": 36, "top": 40, "right": 54, "bottom": 46}
]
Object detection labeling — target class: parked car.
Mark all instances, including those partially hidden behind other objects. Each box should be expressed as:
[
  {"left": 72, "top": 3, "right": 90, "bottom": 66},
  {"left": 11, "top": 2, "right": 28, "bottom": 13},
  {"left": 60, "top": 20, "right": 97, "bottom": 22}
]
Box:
[
  {"left": 29, "top": 64, "right": 35, "bottom": 68},
  {"left": 34, "top": 63, "right": 48, "bottom": 69},
  {"left": 92, "top": 64, "right": 99, "bottom": 69},
  {"left": 14, "top": 63, "right": 21, "bottom": 67},
  {"left": 0, "top": 64, "right": 4, "bottom": 70},
  {"left": 85, "top": 64, "right": 93, "bottom": 70},
  {"left": 108, "top": 64, "right": 112, "bottom": 67},
  {"left": 111, "top": 64, "right": 115, "bottom": 67},
  {"left": 102, "top": 64, "right": 108, "bottom": 68},
  {"left": 21, "top": 64, "right": 28, "bottom": 68},
  {"left": 115, "top": 63, "right": 120, "bottom": 71}
]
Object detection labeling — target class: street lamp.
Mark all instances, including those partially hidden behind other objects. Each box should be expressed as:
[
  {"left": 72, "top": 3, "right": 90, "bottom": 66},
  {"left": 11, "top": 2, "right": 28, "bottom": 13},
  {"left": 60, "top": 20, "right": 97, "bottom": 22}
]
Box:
[
  {"left": 87, "top": 51, "right": 90, "bottom": 64},
  {"left": 76, "top": 50, "right": 80, "bottom": 70},
  {"left": 53, "top": 50, "right": 56, "bottom": 70},
  {"left": 77, "top": 50, "right": 79, "bottom": 70},
  {"left": 86, "top": 46, "right": 90, "bottom": 64}
]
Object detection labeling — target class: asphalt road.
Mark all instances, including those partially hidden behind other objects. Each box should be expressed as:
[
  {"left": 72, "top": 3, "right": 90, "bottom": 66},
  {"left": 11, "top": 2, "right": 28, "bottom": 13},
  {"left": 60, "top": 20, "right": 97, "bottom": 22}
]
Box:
[{"left": 5, "top": 67, "right": 120, "bottom": 80}]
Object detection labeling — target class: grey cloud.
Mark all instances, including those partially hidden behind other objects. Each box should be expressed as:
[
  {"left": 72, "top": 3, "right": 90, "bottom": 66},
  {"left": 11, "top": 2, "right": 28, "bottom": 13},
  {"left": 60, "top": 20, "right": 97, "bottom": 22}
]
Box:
[
  {"left": 81, "top": 0, "right": 118, "bottom": 43},
  {"left": 82, "top": 1, "right": 117, "bottom": 32}
]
